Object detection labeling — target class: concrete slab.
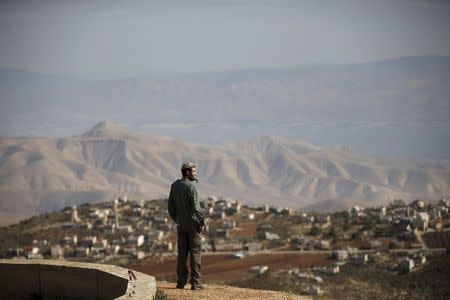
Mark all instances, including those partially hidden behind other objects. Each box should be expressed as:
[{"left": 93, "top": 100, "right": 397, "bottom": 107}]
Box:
[
  {"left": 0, "top": 259, "right": 156, "bottom": 300},
  {"left": 0, "top": 263, "right": 40, "bottom": 300},
  {"left": 39, "top": 264, "right": 98, "bottom": 300},
  {"left": 97, "top": 269, "right": 128, "bottom": 299}
]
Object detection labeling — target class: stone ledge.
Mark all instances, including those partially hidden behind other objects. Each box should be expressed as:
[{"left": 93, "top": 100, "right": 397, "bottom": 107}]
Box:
[{"left": 0, "top": 259, "right": 156, "bottom": 300}]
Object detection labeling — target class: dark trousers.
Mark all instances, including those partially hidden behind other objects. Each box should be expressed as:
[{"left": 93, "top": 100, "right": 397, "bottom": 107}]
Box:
[{"left": 176, "top": 223, "right": 202, "bottom": 286}]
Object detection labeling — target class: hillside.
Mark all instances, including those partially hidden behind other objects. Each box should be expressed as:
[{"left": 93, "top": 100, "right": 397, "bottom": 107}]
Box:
[{"left": 1, "top": 121, "right": 449, "bottom": 224}]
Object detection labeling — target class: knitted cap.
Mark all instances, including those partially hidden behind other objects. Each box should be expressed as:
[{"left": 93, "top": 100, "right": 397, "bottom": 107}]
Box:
[{"left": 181, "top": 162, "right": 196, "bottom": 170}]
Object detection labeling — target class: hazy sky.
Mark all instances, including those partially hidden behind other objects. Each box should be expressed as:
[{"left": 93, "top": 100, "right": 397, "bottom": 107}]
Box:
[
  {"left": 1, "top": 0, "right": 450, "bottom": 78},
  {"left": 1, "top": 0, "right": 450, "bottom": 160}
]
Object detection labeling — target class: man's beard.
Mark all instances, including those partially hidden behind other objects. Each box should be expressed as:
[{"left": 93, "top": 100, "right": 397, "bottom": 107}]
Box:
[{"left": 188, "top": 174, "right": 199, "bottom": 182}]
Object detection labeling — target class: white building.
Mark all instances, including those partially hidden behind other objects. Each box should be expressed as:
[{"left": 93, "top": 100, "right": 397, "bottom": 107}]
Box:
[
  {"left": 332, "top": 250, "right": 349, "bottom": 261},
  {"left": 413, "top": 212, "right": 429, "bottom": 231},
  {"left": 350, "top": 254, "right": 368, "bottom": 265},
  {"left": 304, "top": 285, "right": 324, "bottom": 296},
  {"left": 51, "top": 245, "right": 64, "bottom": 259},
  {"left": 71, "top": 206, "right": 80, "bottom": 223}
]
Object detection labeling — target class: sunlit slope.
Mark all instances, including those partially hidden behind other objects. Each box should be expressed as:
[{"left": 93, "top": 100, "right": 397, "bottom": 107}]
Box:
[{"left": 1, "top": 121, "right": 449, "bottom": 221}]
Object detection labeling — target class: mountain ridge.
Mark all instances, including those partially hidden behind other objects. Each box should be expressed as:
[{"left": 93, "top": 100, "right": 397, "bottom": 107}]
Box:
[{"left": 1, "top": 121, "right": 449, "bottom": 225}]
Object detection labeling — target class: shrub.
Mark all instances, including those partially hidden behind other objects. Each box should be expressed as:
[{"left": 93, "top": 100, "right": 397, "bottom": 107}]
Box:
[{"left": 154, "top": 289, "right": 168, "bottom": 300}]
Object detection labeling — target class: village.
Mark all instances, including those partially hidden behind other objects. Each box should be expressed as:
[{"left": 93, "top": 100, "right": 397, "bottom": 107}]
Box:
[{"left": 2, "top": 196, "right": 449, "bottom": 297}]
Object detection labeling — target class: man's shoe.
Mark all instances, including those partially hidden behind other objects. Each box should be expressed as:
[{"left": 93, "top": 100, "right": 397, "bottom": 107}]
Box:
[
  {"left": 191, "top": 285, "right": 204, "bottom": 291},
  {"left": 176, "top": 284, "right": 185, "bottom": 289}
]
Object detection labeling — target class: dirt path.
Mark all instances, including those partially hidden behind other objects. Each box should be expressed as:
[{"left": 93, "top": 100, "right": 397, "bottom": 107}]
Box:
[{"left": 157, "top": 280, "right": 310, "bottom": 300}]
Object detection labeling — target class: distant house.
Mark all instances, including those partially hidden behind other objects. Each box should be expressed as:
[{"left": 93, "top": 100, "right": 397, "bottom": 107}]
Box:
[
  {"left": 214, "top": 242, "right": 242, "bottom": 252},
  {"left": 370, "top": 240, "right": 385, "bottom": 251},
  {"left": 216, "top": 228, "right": 229, "bottom": 238},
  {"left": 242, "top": 213, "right": 255, "bottom": 221},
  {"left": 118, "top": 195, "right": 128, "bottom": 203},
  {"left": 264, "top": 232, "right": 280, "bottom": 241},
  {"left": 304, "top": 285, "right": 324, "bottom": 296},
  {"left": 136, "top": 251, "right": 145, "bottom": 260},
  {"left": 350, "top": 254, "right": 368, "bottom": 265},
  {"left": 153, "top": 230, "right": 165, "bottom": 241},
  {"left": 121, "top": 245, "right": 137, "bottom": 256},
  {"left": 280, "top": 207, "right": 292, "bottom": 216},
  {"left": 24, "top": 245, "right": 40, "bottom": 257},
  {"left": 394, "top": 217, "right": 413, "bottom": 232},
  {"left": 62, "top": 235, "right": 78, "bottom": 246},
  {"left": 89, "top": 208, "right": 100, "bottom": 219},
  {"left": 412, "top": 254, "right": 426, "bottom": 266},
  {"left": 412, "top": 212, "right": 429, "bottom": 231},
  {"left": 315, "top": 240, "right": 330, "bottom": 250},
  {"left": 95, "top": 238, "right": 108, "bottom": 248},
  {"left": 315, "top": 215, "right": 331, "bottom": 224},
  {"left": 349, "top": 206, "right": 364, "bottom": 218},
  {"left": 411, "top": 200, "right": 425, "bottom": 210},
  {"left": 244, "top": 242, "right": 262, "bottom": 252},
  {"left": 256, "top": 224, "right": 272, "bottom": 239},
  {"left": 327, "top": 265, "right": 340, "bottom": 275},
  {"left": 104, "top": 223, "right": 116, "bottom": 234},
  {"left": 226, "top": 207, "right": 238, "bottom": 216},
  {"left": 291, "top": 236, "right": 308, "bottom": 250},
  {"left": 127, "top": 235, "right": 145, "bottom": 247},
  {"left": 223, "top": 221, "right": 237, "bottom": 229},
  {"left": 70, "top": 206, "right": 80, "bottom": 223},
  {"left": 106, "top": 245, "right": 120, "bottom": 256},
  {"left": 313, "top": 264, "right": 340, "bottom": 275},
  {"left": 118, "top": 225, "right": 133, "bottom": 234},
  {"left": 391, "top": 199, "right": 407, "bottom": 207},
  {"left": 51, "top": 245, "right": 64, "bottom": 259},
  {"left": 332, "top": 250, "right": 349, "bottom": 261},
  {"left": 75, "top": 247, "right": 90, "bottom": 257},
  {"left": 63, "top": 222, "right": 75, "bottom": 229},
  {"left": 299, "top": 213, "right": 314, "bottom": 223},
  {"left": 248, "top": 265, "right": 269, "bottom": 274},
  {"left": 438, "top": 198, "right": 449, "bottom": 208},
  {"left": 79, "top": 236, "right": 97, "bottom": 248},
  {"left": 210, "top": 210, "right": 226, "bottom": 220},
  {"left": 399, "top": 258, "right": 414, "bottom": 273},
  {"left": 77, "top": 222, "right": 92, "bottom": 230}
]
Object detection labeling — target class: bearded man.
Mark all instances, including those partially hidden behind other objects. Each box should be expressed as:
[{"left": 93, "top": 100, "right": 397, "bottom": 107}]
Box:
[{"left": 168, "top": 162, "right": 205, "bottom": 290}]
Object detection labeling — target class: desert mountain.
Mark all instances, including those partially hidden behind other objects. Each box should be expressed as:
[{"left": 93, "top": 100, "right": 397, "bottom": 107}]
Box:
[{"left": 1, "top": 122, "right": 449, "bottom": 224}]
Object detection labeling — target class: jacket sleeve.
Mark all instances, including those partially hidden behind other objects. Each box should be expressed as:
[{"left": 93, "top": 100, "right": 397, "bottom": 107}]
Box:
[
  {"left": 168, "top": 187, "right": 177, "bottom": 223},
  {"left": 190, "top": 185, "right": 205, "bottom": 226}
]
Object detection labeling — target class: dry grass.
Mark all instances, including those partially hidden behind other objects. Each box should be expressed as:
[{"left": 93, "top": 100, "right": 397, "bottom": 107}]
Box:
[
  {"left": 229, "top": 222, "right": 257, "bottom": 239},
  {"left": 156, "top": 280, "right": 310, "bottom": 300}
]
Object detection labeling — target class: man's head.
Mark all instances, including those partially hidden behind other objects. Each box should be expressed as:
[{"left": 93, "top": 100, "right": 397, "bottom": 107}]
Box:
[{"left": 181, "top": 162, "right": 197, "bottom": 182}]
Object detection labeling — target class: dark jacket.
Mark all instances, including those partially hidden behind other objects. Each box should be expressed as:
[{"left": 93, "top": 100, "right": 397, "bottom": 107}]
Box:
[{"left": 168, "top": 179, "right": 205, "bottom": 227}]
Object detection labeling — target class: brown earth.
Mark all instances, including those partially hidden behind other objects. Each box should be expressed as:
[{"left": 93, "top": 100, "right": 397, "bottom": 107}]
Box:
[
  {"left": 0, "top": 211, "right": 32, "bottom": 227},
  {"left": 229, "top": 222, "right": 257, "bottom": 239},
  {"left": 422, "top": 230, "right": 450, "bottom": 248},
  {"left": 132, "top": 252, "right": 331, "bottom": 282},
  {"left": 156, "top": 280, "right": 310, "bottom": 300}
]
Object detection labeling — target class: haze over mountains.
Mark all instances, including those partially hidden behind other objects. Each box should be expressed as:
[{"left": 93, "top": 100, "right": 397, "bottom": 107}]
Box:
[
  {"left": 1, "top": 56, "right": 450, "bottom": 159},
  {"left": 1, "top": 121, "right": 449, "bottom": 225}
]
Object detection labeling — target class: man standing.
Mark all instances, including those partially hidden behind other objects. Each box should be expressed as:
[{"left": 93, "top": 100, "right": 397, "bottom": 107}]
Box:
[{"left": 168, "top": 162, "right": 205, "bottom": 290}]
